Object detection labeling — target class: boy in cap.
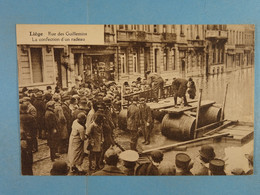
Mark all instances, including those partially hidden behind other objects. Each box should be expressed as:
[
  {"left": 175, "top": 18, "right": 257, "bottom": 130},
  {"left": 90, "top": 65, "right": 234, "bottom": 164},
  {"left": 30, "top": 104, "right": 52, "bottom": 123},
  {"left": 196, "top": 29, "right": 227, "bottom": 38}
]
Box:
[
  {"left": 191, "top": 145, "right": 215, "bottom": 175},
  {"left": 175, "top": 153, "right": 193, "bottom": 176},
  {"left": 119, "top": 150, "right": 139, "bottom": 175},
  {"left": 139, "top": 97, "right": 153, "bottom": 145}
]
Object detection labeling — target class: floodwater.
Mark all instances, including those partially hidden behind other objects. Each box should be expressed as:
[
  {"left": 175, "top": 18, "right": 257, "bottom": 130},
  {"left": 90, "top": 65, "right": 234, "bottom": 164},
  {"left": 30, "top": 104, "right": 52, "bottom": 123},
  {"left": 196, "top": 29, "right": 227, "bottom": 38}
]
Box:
[
  {"left": 150, "top": 67, "right": 255, "bottom": 175},
  {"left": 194, "top": 67, "right": 254, "bottom": 122}
]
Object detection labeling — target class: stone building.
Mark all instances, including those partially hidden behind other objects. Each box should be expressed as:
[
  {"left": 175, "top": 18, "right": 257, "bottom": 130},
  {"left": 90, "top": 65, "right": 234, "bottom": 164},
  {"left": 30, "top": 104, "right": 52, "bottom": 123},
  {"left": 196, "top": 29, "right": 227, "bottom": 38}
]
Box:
[{"left": 17, "top": 25, "right": 254, "bottom": 90}]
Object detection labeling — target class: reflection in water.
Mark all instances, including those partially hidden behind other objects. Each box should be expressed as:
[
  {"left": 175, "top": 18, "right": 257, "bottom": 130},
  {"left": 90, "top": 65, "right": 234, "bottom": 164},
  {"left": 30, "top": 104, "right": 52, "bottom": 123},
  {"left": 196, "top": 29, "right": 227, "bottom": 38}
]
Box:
[{"left": 193, "top": 68, "right": 254, "bottom": 122}]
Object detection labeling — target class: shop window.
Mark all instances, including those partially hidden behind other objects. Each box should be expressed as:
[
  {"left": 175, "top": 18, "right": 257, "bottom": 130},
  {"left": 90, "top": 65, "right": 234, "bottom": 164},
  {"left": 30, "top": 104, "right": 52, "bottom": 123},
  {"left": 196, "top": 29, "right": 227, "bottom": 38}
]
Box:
[
  {"left": 120, "top": 53, "right": 127, "bottom": 74},
  {"left": 30, "top": 48, "right": 43, "bottom": 83}
]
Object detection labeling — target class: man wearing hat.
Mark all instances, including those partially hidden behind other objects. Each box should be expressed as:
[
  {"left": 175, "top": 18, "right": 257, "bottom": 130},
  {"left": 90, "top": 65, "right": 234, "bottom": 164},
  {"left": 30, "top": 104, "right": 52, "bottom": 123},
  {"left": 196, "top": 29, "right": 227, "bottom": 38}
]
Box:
[
  {"left": 175, "top": 153, "right": 193, "bottom": 175},
  {"left": 145, "top": 70, "right": 164, "bottom": 102},
  {"left": 127, "top": 95, "right": 141, "bottom": 150},
  {"left": 45, "top": 101, "right": 60, "bottom": 161},
  {"left": 33, "top": 90, "right": 46, "bottom": 139},
  {"left": 139, "top": 97, "right": 153, "bottom": 145},
  {"left": 191, "top": 145, "right": 215, "bottom": 175},
  {"left": 209, "top": 159, "right": 226, "bottom": 175},
  {"left": 61, "top": 93, "right": 72, "bottom": 152},
  {"left": 50, "top": 160, "right": 70, "bottom": 176},
  {"left": 245, "top": 151, "right": 253, "bottom": 175},
  {"left": 135, "top": 150, "right": 164, "bottom": 175},
  {"left": 68, "top": 113, "right": 87, "bottom": 173},
  {"left": 72, "top": 97, "right": 90, "bottom": 122},
  {"left": 92, "top": 146, "right": 125, "bottom": 176},
  {"left": 119, "top": 150, "right": 139, "bottom": 175},
  {"left": 22, "top": 97, "right": 38, "bottom": 152}
]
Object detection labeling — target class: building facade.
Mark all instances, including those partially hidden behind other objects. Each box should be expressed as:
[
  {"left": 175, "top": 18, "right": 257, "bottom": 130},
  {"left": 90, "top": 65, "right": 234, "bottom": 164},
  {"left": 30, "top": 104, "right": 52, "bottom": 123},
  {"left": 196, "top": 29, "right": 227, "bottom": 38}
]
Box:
[{"left": 17, "top": 25, "right": 254, "bottom": 90}]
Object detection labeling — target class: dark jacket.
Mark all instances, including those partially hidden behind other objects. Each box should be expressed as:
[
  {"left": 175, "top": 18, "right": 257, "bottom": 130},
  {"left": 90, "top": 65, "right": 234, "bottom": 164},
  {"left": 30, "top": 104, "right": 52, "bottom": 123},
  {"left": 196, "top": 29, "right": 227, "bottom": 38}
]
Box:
[
  {"left": 135, "top": 163, "right": 159, "bottom": 176},
  {"left": 127, "top": 103, "right": 140, "bottom": 131},
  {"left": 45, "top": 108, "right": 59, "bottom": 147},
  {"left": 139, "top": 104, "right": 153, "bottom": 124},
  {"left": 172, "top": 78, "right": 188, "bottom": 97},
  {"left": 92, "top": 165, "right": 125, "bottom": 176},
  {"left": 20, "top": 113, "right": 37, "bottom": 143},
  {"left": 62, "top": 102, "right": 72, "bottom": 136},
  {"left": 33, "top": 97, "right": 46, "bottom": 129},
  {"left": 147, "top": 73, "right": 164, "bottom": 86}
]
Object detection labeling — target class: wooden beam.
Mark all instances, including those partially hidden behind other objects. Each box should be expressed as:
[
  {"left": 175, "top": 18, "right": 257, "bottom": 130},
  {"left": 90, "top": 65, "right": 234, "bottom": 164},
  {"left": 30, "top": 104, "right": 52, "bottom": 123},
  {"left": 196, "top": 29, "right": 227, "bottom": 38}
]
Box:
[
  {"left": 221, "top": 83, "right": 228, "bottom": 120},
  {"left": 194, "top": 89, "right": 203, "bottom": 138},
  {"left": 203, "top": 120, "right": 238, "bottom": 136},
  {"left": 142, "top": 132, "right": 230, "bottom": 154}
]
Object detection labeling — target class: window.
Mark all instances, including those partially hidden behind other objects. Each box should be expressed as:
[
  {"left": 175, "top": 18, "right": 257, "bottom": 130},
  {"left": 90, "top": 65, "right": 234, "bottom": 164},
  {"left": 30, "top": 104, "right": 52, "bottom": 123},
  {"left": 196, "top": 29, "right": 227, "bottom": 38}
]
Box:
[
  {"left": 163, "top": 25, "right": 166, "bottom": 33},
  {"left": 172, "top": 50, "right": 175, "bottom": 70},
  {"left": 171, "top": 25, "right": 175, "bottom": 33},
  {"left": 163, "top": 49, "right": 168, "bottom": 71},
  {"left": 133, "top": 53, "right": 138, "bottom": 73},
  {"left": 30, "top": 48, "right": 43, "bottom": 83},
  {"left": 119, "top": 25, "right": 124, "bottom": 29},
  {"left": 120, "top": 53, "right": 127, "bottom": 74},
  {"left": 153, "top": 25, "right": 158, "bottom": 33}
]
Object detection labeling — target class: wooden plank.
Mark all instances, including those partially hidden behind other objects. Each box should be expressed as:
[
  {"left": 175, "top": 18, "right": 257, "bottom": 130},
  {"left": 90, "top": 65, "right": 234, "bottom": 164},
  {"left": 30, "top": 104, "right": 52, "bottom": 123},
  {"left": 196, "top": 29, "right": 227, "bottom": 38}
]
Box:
[
  {"left": 142, "top": 132, "right": 230, "bottom": 154},
  {"left": 160, "top": 100, "right": 215, "bottom": 114},
  {"left": 148, "top": 99, "right": 197, "bottom": 110},
  {"left": 225, "top": 127, "right": 254, "bottom": 132}
]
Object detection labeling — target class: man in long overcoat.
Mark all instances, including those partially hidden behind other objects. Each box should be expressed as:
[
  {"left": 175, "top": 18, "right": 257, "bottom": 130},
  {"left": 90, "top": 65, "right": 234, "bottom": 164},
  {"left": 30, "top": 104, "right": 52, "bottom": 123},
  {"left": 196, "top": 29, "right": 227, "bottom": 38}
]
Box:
[
  {"left": 127, "top": 96, "right": 140, "bottom": 150},
  {"left": 139, "top": 97, "right": 153, "bottom": 145},
  {"left": 45, "top": 101, "right": 59, "bottom": 161}
]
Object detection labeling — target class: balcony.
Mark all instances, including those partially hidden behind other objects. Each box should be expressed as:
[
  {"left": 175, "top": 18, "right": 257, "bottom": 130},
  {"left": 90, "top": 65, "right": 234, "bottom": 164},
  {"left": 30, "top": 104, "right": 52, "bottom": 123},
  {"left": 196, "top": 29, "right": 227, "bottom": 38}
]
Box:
[
  {"left": 206, "top": 30, "right": 228, "bottom": 39},
  {"left": 161, "top": 33, "right": 177, "bottom": 43},
  {"left": 187, "top": 39, "right": 205, "bottom": 47},
  {"left": 117, "top": 30, "right": 147, "bottom": 42}
]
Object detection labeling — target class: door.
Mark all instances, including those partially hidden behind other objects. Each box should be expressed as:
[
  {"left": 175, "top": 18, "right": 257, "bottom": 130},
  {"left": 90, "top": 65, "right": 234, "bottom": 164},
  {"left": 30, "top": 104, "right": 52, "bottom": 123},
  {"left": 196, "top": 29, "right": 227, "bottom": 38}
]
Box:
[{"left": 54, "top": 48, "right": 68, "bottom": 89}]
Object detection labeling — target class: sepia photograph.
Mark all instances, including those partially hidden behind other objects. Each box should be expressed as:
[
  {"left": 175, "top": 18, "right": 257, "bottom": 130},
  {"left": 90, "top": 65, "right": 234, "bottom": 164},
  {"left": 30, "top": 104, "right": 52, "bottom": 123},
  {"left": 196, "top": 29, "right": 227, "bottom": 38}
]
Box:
[{"left": 17, "top": 24, "right": 254, "bottom": 176}]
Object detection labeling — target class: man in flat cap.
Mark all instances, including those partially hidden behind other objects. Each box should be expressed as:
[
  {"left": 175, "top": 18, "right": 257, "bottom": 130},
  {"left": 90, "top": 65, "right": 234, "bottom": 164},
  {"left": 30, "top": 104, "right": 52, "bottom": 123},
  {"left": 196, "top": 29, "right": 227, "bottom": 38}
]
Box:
[
  {"left": 209, "top": 159, "right": 226, "bottom": 175},
  {"left": 135, "top": 150, "right": 164, "bottom": 175},
  {"left": 145, "top": 71, "right": 164, "bottom": 102},
  {"left": 92, "top": 147, "right": 125, "bottom": 176}
]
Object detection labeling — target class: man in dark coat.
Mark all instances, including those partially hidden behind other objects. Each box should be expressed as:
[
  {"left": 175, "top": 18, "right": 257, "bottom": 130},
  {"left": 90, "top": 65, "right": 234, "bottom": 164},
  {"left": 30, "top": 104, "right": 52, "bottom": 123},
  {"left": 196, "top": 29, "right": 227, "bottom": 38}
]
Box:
[
  {"left": 175, "top": 153, "right": 193, "bottom": 176},
  {"left": 61, "top": 94, "right": 72, "bottom": 153},
  {"left": 92, "top": 146, "right": 125, "bottom": 176},
  {"left": 72, "top": 97, "right": 90, "bottom": 122},
  {"left": 45, "top": 101, "right": 60, "bottom": 161},
  {"left": 33, "top": 91, "right": 46, "bottom": 139},
  {"left": 127, "top": 96, "right": 140, "bottom": 151},
  {"left": 172, "top": 78, "right": 189, "bottom": 107},
  {"left": 139, "top": 97, "right": 153, "bottom": 145},
  {"left": 146, "top": 71, "right": 164, "bottom": 102},
  {"left": 20, "top": 104, "right": 35, "bottom": 175}
]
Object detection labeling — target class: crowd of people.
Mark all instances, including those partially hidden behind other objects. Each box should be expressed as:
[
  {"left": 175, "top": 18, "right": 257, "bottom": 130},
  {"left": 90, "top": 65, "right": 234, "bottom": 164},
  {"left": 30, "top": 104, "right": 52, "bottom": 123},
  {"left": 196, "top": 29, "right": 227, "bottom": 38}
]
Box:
[
  {"left": 19, "top": 73, "right": 252, "bottom": 176},
  {"left": 49, "top": 145, "right": 253, "bottom": 176}
]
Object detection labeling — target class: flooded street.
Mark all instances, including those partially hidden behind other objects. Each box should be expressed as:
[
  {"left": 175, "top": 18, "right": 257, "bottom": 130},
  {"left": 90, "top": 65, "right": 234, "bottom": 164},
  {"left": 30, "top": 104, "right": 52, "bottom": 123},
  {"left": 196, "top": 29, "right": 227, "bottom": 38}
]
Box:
[
  {"left": 33, "top": 67, "right": 254, "bottom": 175},
  {"left": 194, "top": 67, "right": 254, "bottom": 122}
]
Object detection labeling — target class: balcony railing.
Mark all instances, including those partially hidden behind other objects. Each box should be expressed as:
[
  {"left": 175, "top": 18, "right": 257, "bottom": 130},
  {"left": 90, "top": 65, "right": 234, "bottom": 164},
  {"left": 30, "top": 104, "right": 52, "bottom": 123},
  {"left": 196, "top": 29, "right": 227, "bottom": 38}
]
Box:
[
  {"left": 206, "top": 30, "right": 228, "bottom": 39},
  {"left": 161, "top": 33, "right": 177, "bottom": 43}
]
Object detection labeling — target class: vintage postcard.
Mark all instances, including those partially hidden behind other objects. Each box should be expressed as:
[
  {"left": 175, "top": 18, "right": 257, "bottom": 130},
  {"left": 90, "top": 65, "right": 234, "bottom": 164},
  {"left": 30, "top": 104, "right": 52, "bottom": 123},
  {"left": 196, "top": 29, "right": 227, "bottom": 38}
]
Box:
[{"left": 17, "top": 24, "right": 254, "bottom": 176}]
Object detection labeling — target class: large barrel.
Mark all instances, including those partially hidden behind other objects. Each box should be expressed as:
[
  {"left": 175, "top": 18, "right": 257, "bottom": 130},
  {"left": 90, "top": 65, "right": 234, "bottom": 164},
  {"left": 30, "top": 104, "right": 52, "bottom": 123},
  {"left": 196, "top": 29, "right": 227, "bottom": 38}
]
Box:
[
  {"left": 161, "top": 113, "right": 196, "bottom": 141},
  {"left": 198, "top": 106, "right": 222, "bottom": 128},
  {"left": 118, "top": 109, "right": 127, "bottom": 130}
]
